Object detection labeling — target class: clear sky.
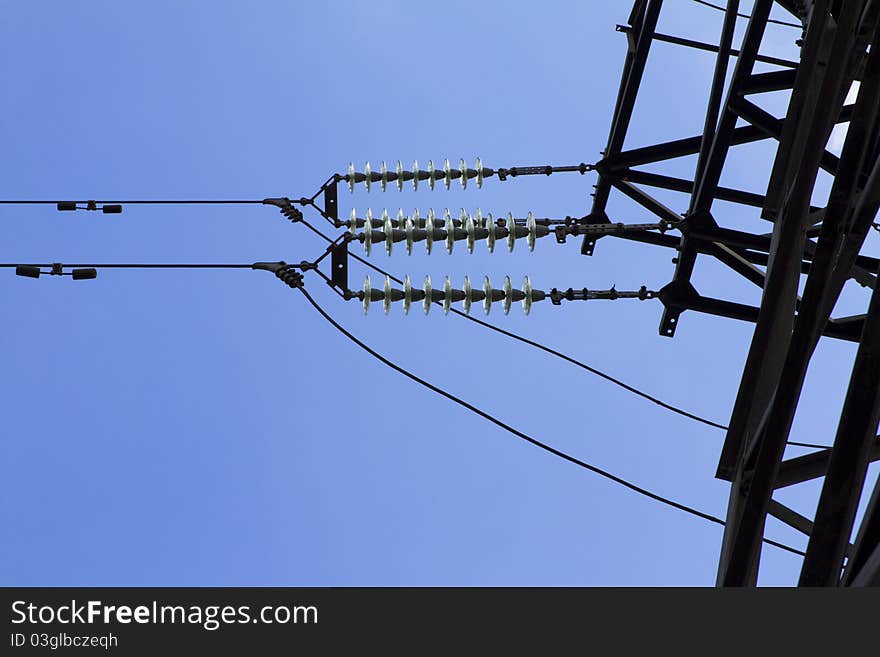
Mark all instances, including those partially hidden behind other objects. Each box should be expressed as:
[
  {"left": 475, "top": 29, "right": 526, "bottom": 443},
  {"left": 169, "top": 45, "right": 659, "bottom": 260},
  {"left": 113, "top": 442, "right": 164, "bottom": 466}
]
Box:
[{"left": 2, "top": 0, "right": 876, "bottom": 586}]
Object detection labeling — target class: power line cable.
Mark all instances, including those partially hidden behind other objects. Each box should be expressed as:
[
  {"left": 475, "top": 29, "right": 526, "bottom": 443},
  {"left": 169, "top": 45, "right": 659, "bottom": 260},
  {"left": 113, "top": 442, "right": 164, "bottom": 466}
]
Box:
[
  {"left": 0, "top": 245, "right": 813, "bottom": 554},
  {"left": 298, "top": 218, "right": 730, "bottom": 430},
  {"left": 3, "top": 220, "right": 832, "bottom": 450},
  {"left": 297, "top": 217, "right": 836, "bottom": 450},
  {"left": 296, "top": 284, "right": 806, "bottom": 558},
  {"left": 0, "top": 263, "right": 257, "bottom": 269},
  {"left": 691, "top": 0, "right": 803, "bottom": 28},
  {"left": 0, "top": 199, "right": 266, "bottom": 205}
]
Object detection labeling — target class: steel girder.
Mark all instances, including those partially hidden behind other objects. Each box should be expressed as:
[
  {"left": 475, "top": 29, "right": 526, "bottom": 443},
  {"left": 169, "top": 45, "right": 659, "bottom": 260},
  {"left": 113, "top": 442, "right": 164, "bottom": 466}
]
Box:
[{"left": 588, "top": 0, "right": 880, "bottom": 585}]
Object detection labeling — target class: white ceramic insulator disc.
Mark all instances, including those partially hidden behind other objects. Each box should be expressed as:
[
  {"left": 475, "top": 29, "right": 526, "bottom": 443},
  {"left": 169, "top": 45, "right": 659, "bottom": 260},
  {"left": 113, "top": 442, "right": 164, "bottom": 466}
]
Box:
[
  {"left": 527, "top": 211, "right": 536, "bottom": 251},
  {"left": 363, "top": 209, "right": 373, "bottom": 257},
  {"left": 423, "top": 275, "right": 432, "bottom": 315},
  {"left": 425, "top": 210, "right": 435, "bottom": 255},
  {"left": 507, "top": 213, "right": 516, "bottom": 252},
  {"left": 403, "top": 275, "right": 412, "bottom": 315},
  {"left": 503, "top": 275, "right": 513, "bottom": 315},
  {"left": 363, "top": 275, "right": 371, "bottom": 314},
  {"left": 444, "top": 210, "right": 455, "bottom": 254},
  {"left": 383, "top": 209, "right": 393, "bottom": 256},
  {"left": 527, "top": 212, "right": 538, "bottom": 251},
  {"left": 383, "top": 276, "right": 392, "bottom": 314},
  {"left": 483, "top": 276, "right": 492, "bottom": 314},
  {"left": 405, "top": 218, "right": 414, "bottom": 256},
  {"left": 486, "top": 213, "right": 496, "bottom": 252}
]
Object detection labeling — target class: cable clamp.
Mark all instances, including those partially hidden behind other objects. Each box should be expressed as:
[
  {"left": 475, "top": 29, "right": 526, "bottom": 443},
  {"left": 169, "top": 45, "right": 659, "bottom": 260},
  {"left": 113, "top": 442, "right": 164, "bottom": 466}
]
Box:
[
  {"left": 276, "top": 265, "right": 304, "bottom": 289},
  {"left": 262, "top": 197, "right": 292, "bottom": 209}
]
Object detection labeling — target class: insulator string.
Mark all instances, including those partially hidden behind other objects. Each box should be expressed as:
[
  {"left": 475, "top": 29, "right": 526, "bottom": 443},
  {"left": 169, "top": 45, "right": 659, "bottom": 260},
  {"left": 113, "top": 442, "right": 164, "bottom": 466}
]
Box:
[
  {"left": 296, "top": 217, "right": 729, "bottom": 431},
  {"left": 359, "top": 274, "right": 546, "bottom": 315},
  {"left": 349, "top": 208, "right": 553, "bottom": 256},
  {"left": 344, "top": 159, "right": 593, "bottom": 193}
]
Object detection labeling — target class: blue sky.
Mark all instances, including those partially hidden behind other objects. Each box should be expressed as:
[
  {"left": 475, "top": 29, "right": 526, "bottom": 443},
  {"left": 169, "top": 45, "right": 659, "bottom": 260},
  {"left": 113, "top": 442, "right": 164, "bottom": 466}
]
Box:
[{"left": 1, "top": 1, "right": 876, "bottom": 586}]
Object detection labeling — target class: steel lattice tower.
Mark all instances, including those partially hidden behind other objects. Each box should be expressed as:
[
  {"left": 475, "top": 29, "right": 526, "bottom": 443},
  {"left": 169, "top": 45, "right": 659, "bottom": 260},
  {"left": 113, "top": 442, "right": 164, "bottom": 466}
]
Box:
[{"left": 584, "top": 0, "right": 880, "bottom": 586}]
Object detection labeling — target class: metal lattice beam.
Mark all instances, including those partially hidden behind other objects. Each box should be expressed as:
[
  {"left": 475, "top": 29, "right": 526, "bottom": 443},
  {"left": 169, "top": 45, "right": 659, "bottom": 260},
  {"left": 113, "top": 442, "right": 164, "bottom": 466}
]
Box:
[{"left": 587, "top": 0, "right": 880, "bottom": 585}]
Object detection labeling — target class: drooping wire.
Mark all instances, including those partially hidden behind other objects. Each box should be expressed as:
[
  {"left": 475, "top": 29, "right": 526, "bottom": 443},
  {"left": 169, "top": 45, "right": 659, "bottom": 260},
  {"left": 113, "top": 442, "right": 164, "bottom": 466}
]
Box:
[
  {"left": 296, "top": 284, "right": 805, "bottom": 558},
  {"left": 297, "top": 217, "right": 729, "bottom": 430},
  {"left": 1, "top": 251, "right": 808, "bottom": 554},
  {"left": 16, "top": 213, "right": 827, "bottom": 449},
  {"left": 4, "top": 246, "right": 833, "bottom": 449},
  {"left": 15, "top": 213, "right": 825, "bottom": 449},
  {"left": 691, "top": 0, "right": 803, "bottom": 29},
  {"left": 297, "top": 216, "right": 839, "bottom": 452},
  {"left": 452, "top": 305, "right": 725, "bottom": 428},
  {"left": 0, "top": 242, "right": 814, "bottom": 554}
]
